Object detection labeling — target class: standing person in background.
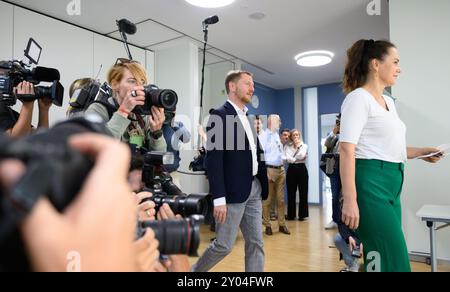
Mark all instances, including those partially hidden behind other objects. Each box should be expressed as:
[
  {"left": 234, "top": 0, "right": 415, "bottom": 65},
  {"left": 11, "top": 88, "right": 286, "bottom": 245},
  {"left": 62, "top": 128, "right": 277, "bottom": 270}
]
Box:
[
  {"left": 324, "top": 114, "right": 341, "bottom": 230},
  {"left": 283, "top": 129, "right": 309, "bottom": 221},
  {"left": 259, "top": 115, "right": 290, "bottom": 235},
  {"left": 162, "top": 111, "right": 191, "bottom": 188},
  {"left": 340, "top": 39, "right": 443, "bottom": 272}
]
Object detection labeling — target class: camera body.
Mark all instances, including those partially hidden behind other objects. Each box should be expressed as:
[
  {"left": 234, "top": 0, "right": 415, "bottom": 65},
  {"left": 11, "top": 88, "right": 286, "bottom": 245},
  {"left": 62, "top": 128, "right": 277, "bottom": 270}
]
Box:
[
  {"left": 133, "top": 84, "right": 178, "bottom": 117},
  {"left": 0, "top": 38, "right": 64, "bottom": 107},
  {"left": 0, "top": 116, "right": 111, "bottom": 271},
  {"left": 68, "top": 80, "right": 114, "bottom": 116},
  {"left": 141, "top": 151, "right": 213, "bottom": 223}
]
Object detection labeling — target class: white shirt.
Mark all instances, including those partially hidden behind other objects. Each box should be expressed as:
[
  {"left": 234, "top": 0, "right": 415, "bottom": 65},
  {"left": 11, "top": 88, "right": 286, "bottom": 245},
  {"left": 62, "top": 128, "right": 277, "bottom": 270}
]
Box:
[
  {"left": 259, "top": 129, "right": 283, "bottom": 166},
  {"left": 214, "top": 100, "right": 259, "bottom": 207},
  {"left": 340, "top": 88, "right": 407, "bottom": 163},
  {"left": 283, "top": 143, "right": 308, "bottom": 164}
]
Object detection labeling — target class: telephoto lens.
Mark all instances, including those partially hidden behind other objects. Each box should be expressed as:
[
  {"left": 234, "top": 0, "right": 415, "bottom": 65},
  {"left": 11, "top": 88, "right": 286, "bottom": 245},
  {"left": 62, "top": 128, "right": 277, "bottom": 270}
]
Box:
[
  {"left": 150, "top": 193, "right": 213, "bottom": 222},
  {"left": 140, "top": 215, "right": 203, "bottom": 256}
]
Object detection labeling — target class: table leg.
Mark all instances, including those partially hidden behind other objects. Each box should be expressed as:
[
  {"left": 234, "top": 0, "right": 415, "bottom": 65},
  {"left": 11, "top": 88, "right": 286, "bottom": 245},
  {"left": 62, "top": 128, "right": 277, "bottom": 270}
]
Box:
[{"left": 427, "top": 221, "right": 437, "bottom": 272}]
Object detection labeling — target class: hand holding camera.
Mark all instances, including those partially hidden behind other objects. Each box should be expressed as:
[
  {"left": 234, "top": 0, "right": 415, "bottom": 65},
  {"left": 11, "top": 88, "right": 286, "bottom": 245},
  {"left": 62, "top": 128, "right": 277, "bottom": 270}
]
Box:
[
  {"left": 349, "top": 236, "right": 363, "bottom": 258},
  {"left": 117, "top": 86, "right": 145, "bottom": 118}
]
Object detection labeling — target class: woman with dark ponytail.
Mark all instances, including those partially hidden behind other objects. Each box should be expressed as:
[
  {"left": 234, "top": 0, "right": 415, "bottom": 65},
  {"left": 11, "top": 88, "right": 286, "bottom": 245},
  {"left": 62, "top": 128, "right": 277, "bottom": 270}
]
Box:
[{"left": 339, "top": 39, "right": 443, "bottom": 272}]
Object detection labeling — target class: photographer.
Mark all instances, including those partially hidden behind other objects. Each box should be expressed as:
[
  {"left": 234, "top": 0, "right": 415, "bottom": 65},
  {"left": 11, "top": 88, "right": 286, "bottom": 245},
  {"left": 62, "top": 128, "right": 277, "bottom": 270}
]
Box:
[
  {"left": 162, "top": 114, "right": 191, "bottom": 187},
  {"left": 85, "top": 60, "right": 166, "bottom": 151},
  {"left": 0, "top": 133, "right": 138, "bottom": 271},
  {"left": 0, "top": 81, "right": 52, "bottom": 137}
]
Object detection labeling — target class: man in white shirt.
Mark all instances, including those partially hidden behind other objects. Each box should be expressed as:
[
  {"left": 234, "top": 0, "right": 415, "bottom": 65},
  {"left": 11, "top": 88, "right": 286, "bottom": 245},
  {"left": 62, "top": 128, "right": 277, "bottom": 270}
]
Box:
[{"left": 259, "top": 115, "right": 290, "bottom": 235}]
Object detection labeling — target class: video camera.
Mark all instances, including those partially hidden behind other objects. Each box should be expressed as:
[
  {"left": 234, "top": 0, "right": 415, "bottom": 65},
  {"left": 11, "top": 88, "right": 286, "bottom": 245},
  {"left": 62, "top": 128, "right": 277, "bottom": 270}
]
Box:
[
  {"left": 0, "top": 116, "right": 111, "bottom": 271},
  {"left": 0, "top": 38, "right": 64, "bottom": 107},
  {"left": 140, "top": 151, "right": 213, "bottom": 224}
]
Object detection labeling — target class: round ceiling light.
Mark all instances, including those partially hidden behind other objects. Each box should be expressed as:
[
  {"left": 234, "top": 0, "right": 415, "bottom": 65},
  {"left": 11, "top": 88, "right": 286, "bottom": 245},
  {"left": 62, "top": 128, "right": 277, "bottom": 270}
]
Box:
[
  {"left": 185, "top": 0, "right": 235, "bottom": 8},
  {"left": 294, "top": 50, "right": 334, "bottom": 67}
]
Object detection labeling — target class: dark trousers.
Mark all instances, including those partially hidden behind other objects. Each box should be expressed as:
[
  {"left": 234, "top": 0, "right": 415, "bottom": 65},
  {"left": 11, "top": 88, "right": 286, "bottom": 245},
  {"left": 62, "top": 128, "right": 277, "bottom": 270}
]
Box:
[
  {"left": 286, "top": 163, "right": 309, "bottom": 219},
  {"left": 330, "top": 168, "right": 342, "bottom": 223}
]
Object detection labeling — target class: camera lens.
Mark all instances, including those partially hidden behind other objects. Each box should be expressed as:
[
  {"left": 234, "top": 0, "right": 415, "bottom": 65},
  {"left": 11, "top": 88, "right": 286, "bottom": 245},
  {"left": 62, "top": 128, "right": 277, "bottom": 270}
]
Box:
[
  {"left": 137, "top": 86, "right": 178, "bottom": 115},
  {"left": 140, "top": 215, "right": 203, "bottom": 256},
  {"left": 148, "top": 193, "right": 212, "bottom": 223}
]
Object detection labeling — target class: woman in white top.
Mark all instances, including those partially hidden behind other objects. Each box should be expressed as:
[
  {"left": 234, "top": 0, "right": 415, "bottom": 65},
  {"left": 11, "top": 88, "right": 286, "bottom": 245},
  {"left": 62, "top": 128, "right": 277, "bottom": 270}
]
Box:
[
  {"left": 283, "top": 129, "right": 309, "bottom": 220},
  {"left": 340, "top": 39, "right": 443, "bottom": 272}
]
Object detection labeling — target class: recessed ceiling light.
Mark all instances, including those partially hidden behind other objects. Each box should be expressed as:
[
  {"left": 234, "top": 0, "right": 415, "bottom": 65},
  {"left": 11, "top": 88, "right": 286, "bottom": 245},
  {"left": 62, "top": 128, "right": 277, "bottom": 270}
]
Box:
[
  {"left": 185, "top": 0, "right": 235, "bottom": 8},
  {"left": 249, "top": 12, "right": 266, "bottom": 20},
  {"left": 294, "top": 50, "right": 334, "bottom": 67}
]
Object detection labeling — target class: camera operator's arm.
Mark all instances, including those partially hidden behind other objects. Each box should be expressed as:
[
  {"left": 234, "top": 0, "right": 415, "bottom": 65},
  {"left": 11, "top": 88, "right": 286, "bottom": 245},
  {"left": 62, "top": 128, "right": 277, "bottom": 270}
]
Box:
[
  {"left": 146, "top": 106, "right": 167, "bottom": 152},
  {"left": 37, "top": 98, "right": 52, "bottom": 129},
  {"left": 8, "top": 134, "right": 138, "bottom": 271},
  {"left": 85, "top": 102, "right": 131, "bottom": 140},
  {"left": 157, "top": 204, "right": 191, "bottom": 272},
  {"left": 173, "top": 121, "right": 191, "bottom": 144},
  {"left": 6, "top": 82, "right": 34, "bottom": 138}
]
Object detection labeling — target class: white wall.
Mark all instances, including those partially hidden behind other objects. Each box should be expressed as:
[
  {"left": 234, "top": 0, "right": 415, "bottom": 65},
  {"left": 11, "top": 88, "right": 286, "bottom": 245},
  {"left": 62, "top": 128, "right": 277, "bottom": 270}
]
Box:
[
  {"left": 12, "top": 6, "right": 93, "bottom": 125},
  {"left": 154, "top": 38, "right": 208, "bottom": 194},
  {"left": 303, "top": 87, "right": 320, "bottom": 204},
  {"left": 0, "top": 1, "right": 13, "bottom": 60},
  {"left": 202, "top": 61, "right": 235, "bottom": 114},
  {"left": 93, "top": 34, "right": 146, "bottom": 84},
  {"left": 390, "top": 0, "right": 450, "bottom": 261},
  {"left": 2, "top": 4, "right": 152, "bottom": 126}
]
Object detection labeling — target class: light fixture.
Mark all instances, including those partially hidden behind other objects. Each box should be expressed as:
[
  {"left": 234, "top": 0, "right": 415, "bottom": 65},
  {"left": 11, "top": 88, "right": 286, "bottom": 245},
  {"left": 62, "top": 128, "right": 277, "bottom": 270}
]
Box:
[
  {"left": 185, "top": 0, "right": 235, "bottom": 8},
  {"left": 294, "top": 50, "right": 334, "bottom": 67}
]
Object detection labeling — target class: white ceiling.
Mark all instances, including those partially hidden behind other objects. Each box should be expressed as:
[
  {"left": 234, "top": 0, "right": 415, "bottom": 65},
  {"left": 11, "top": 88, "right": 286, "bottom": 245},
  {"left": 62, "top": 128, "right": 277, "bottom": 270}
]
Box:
[{"left": 6, "top": 0, "right": 390, "bottom": 89}]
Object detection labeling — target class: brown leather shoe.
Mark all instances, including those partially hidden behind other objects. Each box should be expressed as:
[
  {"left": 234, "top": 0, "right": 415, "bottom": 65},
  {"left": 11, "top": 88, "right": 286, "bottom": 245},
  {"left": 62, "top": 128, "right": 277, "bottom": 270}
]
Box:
[
  {"left": 279, "top": 226, "right": 291, "bottom": 235},
  {"left": 265, "top": 226, "right": 273, "bottom": 236}
]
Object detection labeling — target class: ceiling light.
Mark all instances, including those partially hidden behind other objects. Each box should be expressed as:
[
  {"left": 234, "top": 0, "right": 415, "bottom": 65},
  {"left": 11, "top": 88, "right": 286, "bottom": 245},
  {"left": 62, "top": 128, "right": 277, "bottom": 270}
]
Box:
[
  {"left": 294, "top": 50, "right": 334, "bottom": 67},
  {"left": 185, "top": 0, "right": 235, "bottom": 8}
]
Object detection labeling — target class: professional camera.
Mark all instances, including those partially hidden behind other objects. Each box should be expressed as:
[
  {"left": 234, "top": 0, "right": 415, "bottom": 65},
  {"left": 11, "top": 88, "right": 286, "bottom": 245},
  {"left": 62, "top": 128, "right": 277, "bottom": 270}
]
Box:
[
  {"left": 141, "top": 151, "right": 213, "bottom": 224},
  {"left": 0, "top": 38, "right": 64, "bottom": 107},
  {"left": 0, "top": 116, "right": 111, "bottom": 271},
  {"left": 68, "top": 80, "right": 114, "bottom": 116},
  {"left": 138, "top": 215, "right": 203, "bottom": 256},
  {"left": 133, "top": 84, "right": 178, "bottom": 116}
]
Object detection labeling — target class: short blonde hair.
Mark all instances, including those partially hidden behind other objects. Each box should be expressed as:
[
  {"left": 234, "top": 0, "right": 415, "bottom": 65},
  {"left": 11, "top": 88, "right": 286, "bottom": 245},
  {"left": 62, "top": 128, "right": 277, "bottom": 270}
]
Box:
[{"left": 107, "top": 62, "right": 149, "bottom": 88}]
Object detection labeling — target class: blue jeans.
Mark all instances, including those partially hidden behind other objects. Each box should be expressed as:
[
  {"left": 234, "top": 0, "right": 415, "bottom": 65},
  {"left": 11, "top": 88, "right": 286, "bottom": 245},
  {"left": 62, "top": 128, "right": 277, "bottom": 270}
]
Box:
[
  {"left": 334, "top": 233, "right": 358, "bottom": 268},
  {"left": 330, "top": 168, "right": 341, "bottom": 223}
]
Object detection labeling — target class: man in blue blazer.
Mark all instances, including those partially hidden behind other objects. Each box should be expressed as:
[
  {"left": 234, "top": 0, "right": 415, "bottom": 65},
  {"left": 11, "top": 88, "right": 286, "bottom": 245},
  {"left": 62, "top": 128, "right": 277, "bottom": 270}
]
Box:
[{"left": 192, "top": 70, "right": 268, "bottom": 272}]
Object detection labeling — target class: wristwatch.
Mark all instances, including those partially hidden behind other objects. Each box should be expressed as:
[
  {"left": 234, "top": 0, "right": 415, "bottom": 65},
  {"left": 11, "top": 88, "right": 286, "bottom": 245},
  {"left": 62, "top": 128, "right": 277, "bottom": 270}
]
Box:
[{"left": 149, "top": 129, "right": 163, "bottom": 139}]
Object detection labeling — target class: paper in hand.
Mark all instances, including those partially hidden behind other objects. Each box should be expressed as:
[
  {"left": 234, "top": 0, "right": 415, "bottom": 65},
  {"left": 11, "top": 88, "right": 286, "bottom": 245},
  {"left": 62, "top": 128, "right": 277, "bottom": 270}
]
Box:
[{"left": 416, "top": 143, "right": 449, "bottom": 159}]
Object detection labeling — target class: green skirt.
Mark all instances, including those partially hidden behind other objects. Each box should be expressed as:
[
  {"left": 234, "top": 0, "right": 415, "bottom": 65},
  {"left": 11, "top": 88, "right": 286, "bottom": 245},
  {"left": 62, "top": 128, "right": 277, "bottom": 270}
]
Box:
[{"left": 355, "top": 159, "right": 411, "bottom": 272}]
